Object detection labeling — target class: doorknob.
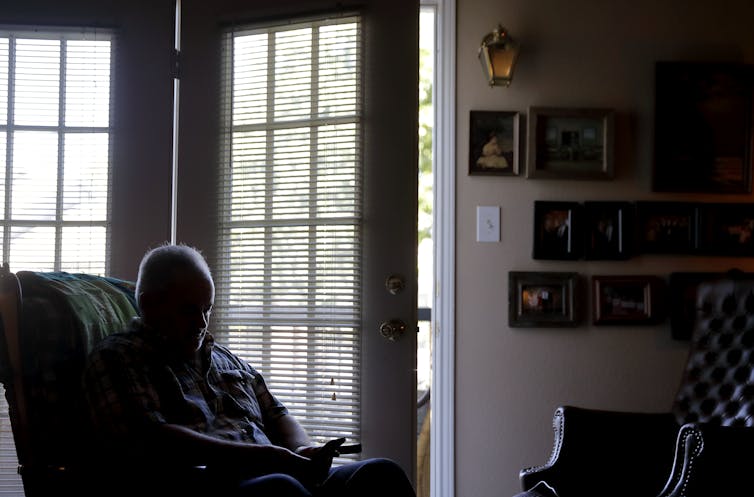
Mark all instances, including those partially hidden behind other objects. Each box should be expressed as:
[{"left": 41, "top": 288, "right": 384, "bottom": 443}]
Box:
[
  {"left": 384, "top": 274, "right": 406, "bottom": 295},
  {"left": 379, "top": 319, "right": 407, "bottom": 341}
]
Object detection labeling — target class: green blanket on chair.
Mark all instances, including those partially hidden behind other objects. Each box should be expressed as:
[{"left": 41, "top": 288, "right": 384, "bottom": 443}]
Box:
[{"left": 7, "top": 271, "right": 138, "bottom": 465}]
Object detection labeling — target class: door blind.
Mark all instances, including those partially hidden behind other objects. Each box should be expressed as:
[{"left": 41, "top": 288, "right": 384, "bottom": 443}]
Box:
[
  {"left": 216, "top": 14, "right": 363, "bottom": 449},
  {"left": 0, "top": 27, "right": 114, "bottom": 496}
]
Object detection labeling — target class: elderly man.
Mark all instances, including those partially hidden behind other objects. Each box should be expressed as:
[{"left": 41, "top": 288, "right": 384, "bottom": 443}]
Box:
[{"left": 83, "top": 243, "right": 415, "bottom": 497}]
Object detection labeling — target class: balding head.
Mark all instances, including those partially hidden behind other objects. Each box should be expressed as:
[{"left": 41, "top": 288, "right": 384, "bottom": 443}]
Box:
[{"left": 136, "top": 243, "right": 214, "bottom": 312}]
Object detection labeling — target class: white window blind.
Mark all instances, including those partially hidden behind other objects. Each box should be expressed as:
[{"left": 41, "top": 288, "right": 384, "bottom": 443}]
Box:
[
  {"left": 0, "top": 27, "right": 114, "bottom": 496},
  {"left": 217, "top": 15, "right": 363, "bottom": 451},
  {"left": 0, "top": 28, "right": 112, "bottom": 274}
]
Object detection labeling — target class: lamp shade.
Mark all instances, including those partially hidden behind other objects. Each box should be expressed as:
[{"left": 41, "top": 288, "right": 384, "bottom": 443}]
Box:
[{"left": 478, "top": 25, "right": 519, "bottom": 87}]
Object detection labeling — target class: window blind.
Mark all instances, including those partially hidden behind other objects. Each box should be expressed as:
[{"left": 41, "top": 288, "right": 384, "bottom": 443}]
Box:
[
  {"left": 0, "top": 28, "right": 112, "bottom": 274},
  {"left": 0, "top": 27, "right": 114, "bottom": 496},
  {"left": 216, "top": 14, "right": 363, "bottom": 451}
]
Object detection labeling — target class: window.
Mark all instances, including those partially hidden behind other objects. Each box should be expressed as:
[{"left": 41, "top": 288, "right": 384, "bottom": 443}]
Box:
[
  {"left": 216, "top": 15, "right": 363, "bottom": 448},
  {"left": 0, "top": 28, "right": 112, "bottom": 274},
  {"left": 0, "top": 27, "right": 114, "bottom": 496}
]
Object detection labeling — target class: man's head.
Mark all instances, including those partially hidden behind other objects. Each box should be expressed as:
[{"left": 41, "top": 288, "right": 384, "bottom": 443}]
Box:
[{"left": 136, "top": 243, "right": 215, "bottom": 358}]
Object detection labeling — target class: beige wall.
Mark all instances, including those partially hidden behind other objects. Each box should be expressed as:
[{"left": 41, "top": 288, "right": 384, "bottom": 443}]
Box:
[{"left": 454, "top": 0, "right": 754, "bottom": 495}]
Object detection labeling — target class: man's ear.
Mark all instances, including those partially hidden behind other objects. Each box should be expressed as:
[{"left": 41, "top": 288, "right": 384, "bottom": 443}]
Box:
[{"left": 138, "top": 291, "right": 157, "bottom": 320}]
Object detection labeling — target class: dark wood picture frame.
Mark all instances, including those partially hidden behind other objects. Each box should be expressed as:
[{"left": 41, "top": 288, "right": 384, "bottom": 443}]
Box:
[
  {"left": 592, "top": 275, "right": 665, "bottom": 325},
  {"left": 635, "top": 201, "right": 699, "bottom": 254},
  {"left": 696, "top": 202, "right": 754, "bottom": 256},
  {"left": 668, "top": 272, "right": 725, "bottom": 340},
  {"left": 653, "top": 61, "right": 754, "bottom": 194},
  {"left": 526, "top": 106, "right": 615, "bottom": 180},
  {"left": 533, "top": 201, "right": 584, "bottom": 260},
  {"left": 584, "top": 201, "right": 633, "bottom": 260},
  {"left": 469, "top": 110, "right": 520, "bottom": 175},
  {"left": 509, "top": 271, "right": 580, "bottom": 327}
]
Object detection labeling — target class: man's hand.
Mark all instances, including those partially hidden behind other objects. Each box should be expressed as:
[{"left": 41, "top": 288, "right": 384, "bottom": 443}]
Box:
[{"left": 294, "top": 437, "right": 345, "bottom": 487}]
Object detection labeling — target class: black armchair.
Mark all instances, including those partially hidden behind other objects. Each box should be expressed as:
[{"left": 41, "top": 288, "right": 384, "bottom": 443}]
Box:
[{"left": 520, "top": 272, "right": 754, "bottom": 497}]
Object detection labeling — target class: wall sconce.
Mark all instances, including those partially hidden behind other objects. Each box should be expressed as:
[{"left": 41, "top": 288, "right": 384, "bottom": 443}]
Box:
[{"left": 478, "top": 24, "right": 520, "bottom": 87}]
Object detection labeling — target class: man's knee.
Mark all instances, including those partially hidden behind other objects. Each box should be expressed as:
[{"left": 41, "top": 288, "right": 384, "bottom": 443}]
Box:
[
  {"left": 346, "top": 458, "right": 415, "bottom": 494},
  {"left": 235, "top": 473, "right": 311, "bottom": 497}
]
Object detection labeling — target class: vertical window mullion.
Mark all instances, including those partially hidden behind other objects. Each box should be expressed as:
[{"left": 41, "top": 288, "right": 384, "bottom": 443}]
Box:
[
  {"left": 262, "top": 30, "right": 276, "bottom": 371},
  {"left": 54, "top": 38, "right": 66, "bottom": 271},
  {"left": 307, "top": 24, "right": 319, "bottom": 402},
  {"left": 3, "top": 36, "right": 15, "bottom": 263}
]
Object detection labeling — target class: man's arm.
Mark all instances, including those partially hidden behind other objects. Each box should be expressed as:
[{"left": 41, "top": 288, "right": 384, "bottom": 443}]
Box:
[
  {"left": 264, "top": 412, "right": 344, "bottom": 478},
  {"left": 266, "top": 412, "right": 312, "bottom": 451},
  {"left": 152, "top": 423, "right": 329, "bottom": 484}
]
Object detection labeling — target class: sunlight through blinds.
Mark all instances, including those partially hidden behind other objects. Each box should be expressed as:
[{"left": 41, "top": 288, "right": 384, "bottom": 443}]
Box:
[
  {"left": 0, "top": 27, "right": 114, "bottom": 496},
  {"left": 217, "top": 14, "right": 363, "bottom": 452},
  {"left": 1, "top": 29, "right": 112, "bottom": 274}
]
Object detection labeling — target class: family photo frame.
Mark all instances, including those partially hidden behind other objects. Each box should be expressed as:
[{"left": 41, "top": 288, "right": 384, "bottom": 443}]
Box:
[
  {"left": 696, "top": 203, "right": 754, "bottom": 256},
  {"left": 635, "top": 201, "right": 698, "bottom": 254},
  {"left": 668, "top": 272, "right": 724, "bottom": 340},
  {"left": 653, "top": 61, "right": 754, "bottom": 194},
  {"left": 468, "top": 110, "right": 520, "bottom": 176},
  {"left": 526, "top": 107, "right": 615, "bottom": 180},
  {"left": 584, "top": 201, "right": 633, "bottom": 260},
  {"left": 532, "top": 201, "right": 584, "bottom": 260},
  {"left": 533, "top": 200, "right": 754, "bottom": 259},
  {"left": 509, "top": 271, "right": 580, "bottom": 327},
  {"left": 592, "top": 275, "right": 665, "bottom": 325}
]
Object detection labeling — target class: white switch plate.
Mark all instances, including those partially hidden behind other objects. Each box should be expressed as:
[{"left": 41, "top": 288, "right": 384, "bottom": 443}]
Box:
[{"left": 476, "top": 206, "right": 500, "bottom": 242}]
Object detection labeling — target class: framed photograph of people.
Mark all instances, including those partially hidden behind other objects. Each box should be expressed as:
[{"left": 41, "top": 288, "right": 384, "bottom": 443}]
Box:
[
  {"left": 653, "top": 62, "right": 754, "bottom": 194},
  {"left": 592, "top": 275, "right": 665, "bottom": 325},
  {"left": 468, "top": 110, "right": 520, "bottom": 175},
  {"left": 696, "top": 202, "right": 754, "bottom": 256},
  {"left": 635, "top": 201, "right": 699, "bottom": 254},
  {"left": 668, "top": 271, "right": 724, "bottom": 340},
  {"left": 533, "top": 201, "right": 584, "bottom": 260},
  {"left": 509, "top": 271, "right": 580, "bottom": 327},
  {"left": 584, "top": 201, "right": 634, "bottom": 260},
  {"left": 526, "top": 107, "right": 615, "bottom": 180}
]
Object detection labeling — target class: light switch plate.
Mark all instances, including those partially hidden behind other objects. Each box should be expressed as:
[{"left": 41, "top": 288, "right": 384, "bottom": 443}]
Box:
[{"left": 476, "top": 206, "right": 500, "bottom": 242}]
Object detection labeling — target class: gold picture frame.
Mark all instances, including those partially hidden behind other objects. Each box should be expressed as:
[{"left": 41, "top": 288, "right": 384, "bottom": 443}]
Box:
[{"left": 526, "top": 106, "right": 615, "bottom": 180}]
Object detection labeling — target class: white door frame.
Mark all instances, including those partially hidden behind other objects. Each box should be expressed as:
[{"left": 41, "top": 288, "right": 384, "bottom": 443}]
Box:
[{"left": 429, "top": 0, "right": 456, "bottom": 496}]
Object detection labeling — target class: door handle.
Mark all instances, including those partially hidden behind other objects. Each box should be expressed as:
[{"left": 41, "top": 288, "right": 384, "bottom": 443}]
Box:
[{"left": 379, "top": 319, "right": 407, "bottom": 341}]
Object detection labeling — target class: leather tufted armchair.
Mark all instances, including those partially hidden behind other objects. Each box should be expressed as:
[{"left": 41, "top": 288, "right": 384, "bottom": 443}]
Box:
[{"left": 519, "top": 272, "right": 754, "bottom": 497}]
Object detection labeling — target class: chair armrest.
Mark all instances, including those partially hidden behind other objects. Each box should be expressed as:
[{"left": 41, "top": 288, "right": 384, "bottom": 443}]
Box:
[
  {"left": 520, "top": 405, "right": 679, "bottom": 497},
  {"left": 658, "top": 423, "right": 754, "bottom": 497}
]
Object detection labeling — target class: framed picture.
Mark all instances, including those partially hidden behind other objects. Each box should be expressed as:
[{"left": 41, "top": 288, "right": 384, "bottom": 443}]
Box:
[
  {"left": 592, "top": 275, "right": 665, "bottom": 325},
  {"left": 526, "top": 106, "right": 615, "bottom": 180},
  {"left": 697, "top": 203, "right": 754, "bottom": 256},
  {"left": 469, "top": 110, "right": 520, "bottom": 175},
  {"left": 532, "top": 201, "right": 584, "bottom": 260},
  {"left": 653, "top": 62, "right": 754, "bottom": 194},
  {"left": 509, "top": 271, "right": 580, "bottom": 327},
  {"left": 668, "top": 272, "right": 725, "bottom": 340},
  {"left": 635, "top": 201, "right": 699, "bottom": 254},
  {"left": 584, "top": 201, "right": 634, "bottom": 260}
]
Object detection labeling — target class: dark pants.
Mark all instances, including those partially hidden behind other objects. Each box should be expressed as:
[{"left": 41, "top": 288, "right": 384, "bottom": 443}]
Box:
[
  {"left": 233, "top": 458, "right": 416, "bottom": 497},
  {"left": 88, "top": 457, "right": 414, "bottom": 497}
]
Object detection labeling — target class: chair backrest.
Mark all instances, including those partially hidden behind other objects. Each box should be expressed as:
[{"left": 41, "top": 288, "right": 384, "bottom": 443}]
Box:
[
  {"left": 0, "top": 267, "right": 137, "bottom": 491},
  {"left": 671, "top": 274, "right": 754, "bottom": 426}
]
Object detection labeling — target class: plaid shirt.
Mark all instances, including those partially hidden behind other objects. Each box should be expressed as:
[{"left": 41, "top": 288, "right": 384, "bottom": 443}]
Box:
[{"left": 83, "top": 318, "right": 288, "bottom": 445}]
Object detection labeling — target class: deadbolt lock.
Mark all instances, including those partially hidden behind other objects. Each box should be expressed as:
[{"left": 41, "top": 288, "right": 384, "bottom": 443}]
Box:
[{"left": 379, "top": 319, "right": 407, "bottom": 341}]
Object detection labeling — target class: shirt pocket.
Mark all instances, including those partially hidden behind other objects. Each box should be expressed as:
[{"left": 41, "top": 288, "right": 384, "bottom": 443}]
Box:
[{"left": 218, "top": 369, "right": 262, "bottom": 421}]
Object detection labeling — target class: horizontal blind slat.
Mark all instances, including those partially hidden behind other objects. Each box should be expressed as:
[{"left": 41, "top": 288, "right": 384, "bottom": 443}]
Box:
[{"left": 218, "top": 14, "right": 363, "bottom": 447}]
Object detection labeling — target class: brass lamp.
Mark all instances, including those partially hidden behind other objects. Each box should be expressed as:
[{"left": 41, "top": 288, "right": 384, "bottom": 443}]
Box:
[{"left": 478, "top": 24, "right": 520, "bottom": 87}]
